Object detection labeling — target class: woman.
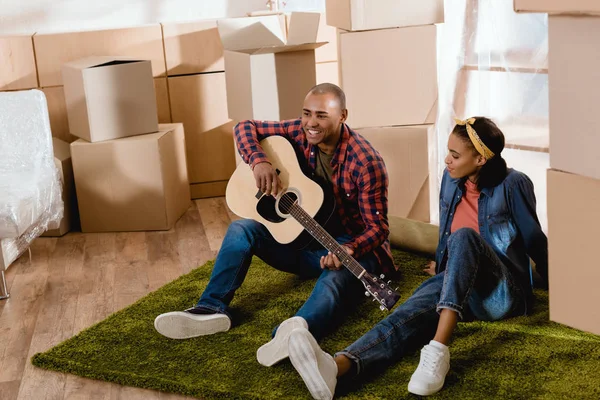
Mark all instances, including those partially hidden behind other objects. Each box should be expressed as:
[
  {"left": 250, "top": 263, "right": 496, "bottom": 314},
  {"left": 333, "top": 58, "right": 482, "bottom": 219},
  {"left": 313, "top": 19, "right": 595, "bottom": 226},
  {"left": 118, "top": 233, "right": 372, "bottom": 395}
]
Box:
[{"left": 285, "top": 117, "right": 548, "bottom": 399}]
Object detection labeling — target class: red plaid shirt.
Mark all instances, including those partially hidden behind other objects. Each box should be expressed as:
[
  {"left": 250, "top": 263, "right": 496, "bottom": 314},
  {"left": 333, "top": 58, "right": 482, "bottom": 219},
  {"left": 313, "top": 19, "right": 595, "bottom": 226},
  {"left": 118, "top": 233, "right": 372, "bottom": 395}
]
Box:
[{"left": 234, "top": 119, "right": 395, "bottom": 274}]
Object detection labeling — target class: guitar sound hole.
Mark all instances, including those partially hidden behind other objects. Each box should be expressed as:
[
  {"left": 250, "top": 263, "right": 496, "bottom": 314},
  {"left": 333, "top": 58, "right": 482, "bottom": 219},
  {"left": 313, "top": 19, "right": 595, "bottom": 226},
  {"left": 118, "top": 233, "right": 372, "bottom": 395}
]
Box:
[
  {"left": 256, "top": 195, "right": 285, "bottom": 223},
  {"left": 277, "top": 192, "right": 298, "bottom": 215}
]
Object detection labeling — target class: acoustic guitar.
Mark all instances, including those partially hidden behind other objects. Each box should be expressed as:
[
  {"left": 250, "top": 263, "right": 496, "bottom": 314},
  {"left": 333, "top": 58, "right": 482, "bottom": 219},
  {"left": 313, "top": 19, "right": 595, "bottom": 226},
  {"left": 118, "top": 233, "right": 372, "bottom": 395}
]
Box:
[{"left": 226, "top": 136, "right": 400, "bottom": 311}]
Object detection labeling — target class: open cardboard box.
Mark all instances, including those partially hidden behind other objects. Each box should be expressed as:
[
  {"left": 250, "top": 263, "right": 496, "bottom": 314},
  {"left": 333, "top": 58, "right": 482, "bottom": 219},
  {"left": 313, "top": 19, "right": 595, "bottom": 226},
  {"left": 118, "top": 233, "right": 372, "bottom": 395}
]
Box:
[
  {"left": 218, "top": 12, "right": 326, "bottom": 121},
  {"left": 62, "top": 56, "right": 158, "bottom": 142}
]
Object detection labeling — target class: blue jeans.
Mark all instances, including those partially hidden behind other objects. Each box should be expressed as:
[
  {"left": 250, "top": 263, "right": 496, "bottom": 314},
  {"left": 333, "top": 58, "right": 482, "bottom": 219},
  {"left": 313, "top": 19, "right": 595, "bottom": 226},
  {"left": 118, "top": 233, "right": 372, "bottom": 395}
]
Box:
[
  {"left": 337, "top": 228, "right": 526, "bottom": 375},
  {"left": 196, "top": 219, "right": 380, "bottom": 341}
]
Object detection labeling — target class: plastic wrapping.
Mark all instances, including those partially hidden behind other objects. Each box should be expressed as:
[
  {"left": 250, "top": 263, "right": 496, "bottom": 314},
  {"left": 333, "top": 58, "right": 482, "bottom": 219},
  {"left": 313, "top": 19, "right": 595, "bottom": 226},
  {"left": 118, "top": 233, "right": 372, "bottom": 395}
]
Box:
[
  {"left": 0, "top": 89, "right": 63, "bottom": 268},
  {"left": 431, "top": 0, "right": 549, "bottom": 231}
]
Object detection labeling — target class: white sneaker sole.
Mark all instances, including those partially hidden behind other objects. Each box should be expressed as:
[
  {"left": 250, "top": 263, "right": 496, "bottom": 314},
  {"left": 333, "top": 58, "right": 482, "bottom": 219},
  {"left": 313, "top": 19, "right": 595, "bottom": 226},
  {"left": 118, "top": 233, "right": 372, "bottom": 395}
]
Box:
[
  {"left": 154, "top": 311, "right": 231, "bottom": 339},
  {"left": 256, "top": 316, "right": 308, "bottom": 367},
  {"left": 407, "top": 378, "right": 445, "bottom": 396},
  {"left": 288, "top": 329, "right": 334, "bottom": 400}
]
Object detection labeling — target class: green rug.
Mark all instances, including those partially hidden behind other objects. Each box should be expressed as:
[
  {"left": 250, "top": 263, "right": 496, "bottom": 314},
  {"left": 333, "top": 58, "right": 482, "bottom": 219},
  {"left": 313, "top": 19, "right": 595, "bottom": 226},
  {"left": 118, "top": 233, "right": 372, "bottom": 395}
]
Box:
[{"left": 32, "top": 250, "right": 600, "bottom": 399}]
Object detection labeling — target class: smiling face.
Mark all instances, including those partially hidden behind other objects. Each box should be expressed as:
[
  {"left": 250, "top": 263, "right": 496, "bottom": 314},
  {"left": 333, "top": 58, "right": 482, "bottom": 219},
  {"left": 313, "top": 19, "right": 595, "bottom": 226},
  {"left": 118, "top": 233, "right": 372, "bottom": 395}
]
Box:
[
  {"left": 301, "top": 92, "right": 347, "bottom": 153},
  {"left": 445, "top": 133, "right": 486, "bottom": 181}
]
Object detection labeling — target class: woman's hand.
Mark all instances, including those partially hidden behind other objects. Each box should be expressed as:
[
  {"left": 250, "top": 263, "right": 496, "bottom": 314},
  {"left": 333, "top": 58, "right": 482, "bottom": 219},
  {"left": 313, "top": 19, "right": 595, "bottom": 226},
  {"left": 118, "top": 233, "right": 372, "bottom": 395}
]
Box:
[{"left": 424, "top": 261, "right": 436, "bottom": 276}]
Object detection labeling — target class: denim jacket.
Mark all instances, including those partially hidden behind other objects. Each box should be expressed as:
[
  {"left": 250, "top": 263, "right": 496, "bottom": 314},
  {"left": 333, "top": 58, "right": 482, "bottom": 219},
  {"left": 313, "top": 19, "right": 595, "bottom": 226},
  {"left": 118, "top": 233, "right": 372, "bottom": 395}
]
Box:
[{"left": 435, "top": 168, "right": 548, "bottom": 300}]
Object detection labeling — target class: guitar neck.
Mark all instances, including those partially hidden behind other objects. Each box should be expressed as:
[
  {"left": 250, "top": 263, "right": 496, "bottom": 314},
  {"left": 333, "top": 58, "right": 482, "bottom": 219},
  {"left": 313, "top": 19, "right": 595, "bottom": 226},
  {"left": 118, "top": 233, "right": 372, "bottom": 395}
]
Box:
[{"left": 289, "top": 202, "right": 366, "bottom": 278}]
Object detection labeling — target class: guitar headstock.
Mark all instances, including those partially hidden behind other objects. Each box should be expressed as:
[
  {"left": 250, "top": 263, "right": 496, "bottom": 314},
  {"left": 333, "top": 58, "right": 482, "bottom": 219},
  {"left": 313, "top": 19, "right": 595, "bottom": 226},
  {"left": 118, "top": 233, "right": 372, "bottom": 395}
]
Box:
[{"left": 359, "top": 271, "right": 400, "bottom": 311}]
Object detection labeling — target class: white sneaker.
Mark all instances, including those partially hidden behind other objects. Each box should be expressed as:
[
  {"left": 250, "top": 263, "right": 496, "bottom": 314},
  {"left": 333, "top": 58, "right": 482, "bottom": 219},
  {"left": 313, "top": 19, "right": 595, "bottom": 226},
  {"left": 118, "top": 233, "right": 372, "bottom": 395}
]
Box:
[
  {"left": 256, "top": 316, "right": 308, "bottom": 366},
  {"left": 407, "top": 340, "right": 450, "bottom": 396},
  {"left": 288, "top": 327, "right": 337, "bottom": 400},
  {"left": 154, "top": 308, "right": 231, "bottom": 339}
]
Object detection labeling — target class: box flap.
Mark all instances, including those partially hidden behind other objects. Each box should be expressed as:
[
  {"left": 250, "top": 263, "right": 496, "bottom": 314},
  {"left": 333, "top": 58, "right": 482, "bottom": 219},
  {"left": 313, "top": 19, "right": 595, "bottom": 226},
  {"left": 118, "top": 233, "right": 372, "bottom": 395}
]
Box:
[
  {"left": 218, "top": 15, "right": 285, "bottom": 51},
  {"left": 232, "top": 42, "right": 327, "bottom": 55},
  {"left": 286, "top": 12, "right": 320, "bottom": 45},
  {"left": 63, "top": 55, "right": 142, "bottom": 70}
]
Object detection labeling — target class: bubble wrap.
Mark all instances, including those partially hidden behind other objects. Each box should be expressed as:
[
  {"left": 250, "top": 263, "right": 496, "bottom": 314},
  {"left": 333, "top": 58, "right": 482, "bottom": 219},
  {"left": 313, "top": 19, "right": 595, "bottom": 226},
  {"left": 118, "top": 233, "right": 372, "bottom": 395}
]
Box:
[{"left": 0, "top": 89, "right": 63, "bottom": 269}]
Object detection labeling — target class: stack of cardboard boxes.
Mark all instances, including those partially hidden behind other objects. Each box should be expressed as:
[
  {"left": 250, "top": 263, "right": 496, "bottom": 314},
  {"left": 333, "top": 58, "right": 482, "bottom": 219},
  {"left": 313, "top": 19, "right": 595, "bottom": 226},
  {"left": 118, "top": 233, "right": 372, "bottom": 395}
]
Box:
[
  {"left": 515, "top": 0, "right": 600, "bottom": 335},
  {"left": 31, "top": 25, "right": 180, "bottom": 234},
  {"left": 218, "top": 13, "right": 324, "bottom": 122},
  {"left": 162, "top": 19, "right": 237, "bottom": 199},
  {"left": 218, "top": 12, "right": 325, "bottom": 167},
  {"left": 61, "top": 56, "right": 190, "bottom": 233},
  {"left": 326, "top": 0, "right": 444, "bottom": 222}
]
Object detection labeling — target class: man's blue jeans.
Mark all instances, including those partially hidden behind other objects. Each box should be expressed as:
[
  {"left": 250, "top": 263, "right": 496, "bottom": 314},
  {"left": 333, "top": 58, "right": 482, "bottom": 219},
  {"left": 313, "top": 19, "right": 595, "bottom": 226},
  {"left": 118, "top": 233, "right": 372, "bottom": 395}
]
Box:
[
  {"left": 337, "top": 228, "right": 526, "bottom": 375},
  {"left": 196, "top": 219, "right": 380, "bottom": 340}
]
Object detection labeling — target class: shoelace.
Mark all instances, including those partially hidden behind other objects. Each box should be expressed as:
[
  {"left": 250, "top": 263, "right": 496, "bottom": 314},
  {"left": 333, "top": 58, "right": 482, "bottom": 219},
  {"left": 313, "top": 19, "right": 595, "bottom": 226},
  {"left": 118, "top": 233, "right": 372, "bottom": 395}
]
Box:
[{"left": 419, "top": 346, "right": 442, "bottom": 375}]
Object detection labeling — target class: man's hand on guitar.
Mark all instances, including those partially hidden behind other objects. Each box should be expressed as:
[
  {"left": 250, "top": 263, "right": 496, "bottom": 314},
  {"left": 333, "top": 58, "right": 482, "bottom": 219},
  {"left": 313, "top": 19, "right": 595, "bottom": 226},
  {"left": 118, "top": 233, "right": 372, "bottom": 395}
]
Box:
[
  {"left": 253, "top": 162, "right": 281, "bottom": 197},
  {"left": 321, "top": 245, "right": 354, "bottom": 271}
]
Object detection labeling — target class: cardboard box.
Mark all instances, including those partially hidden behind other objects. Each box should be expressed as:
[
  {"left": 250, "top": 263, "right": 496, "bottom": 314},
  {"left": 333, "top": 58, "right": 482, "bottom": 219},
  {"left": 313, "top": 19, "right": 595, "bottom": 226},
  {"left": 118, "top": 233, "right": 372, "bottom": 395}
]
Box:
[
  {"left": 41, "top": 86, "right": 77, "bottom": 143},
  {"left": 218, "top": 12, "right": 325, "bottom": 121},
  {"left": 549, "top": 16, "right": 600, "bottom": 181},
  {"left": 340, "top": 25, "right": 437, "bottom": 129},
  {"left": 34, "top": 24, "right": 166, "bottom": 87},
  {"left": 162, "top": 19, "right": 224, "bottom": 75},
  {"left": 514, "top": 0, "right": 600, "bottom": 15},
  {"left": 43, "top": 138, "right": 79, "bottom": 236},
  {"left": 316, "top": 62, "right": 339, "bottom": 86},
  {"left": 71, "top": 123, "right": 191, "bottom": 233},
  {"left": 168, "top": 73, "right": 237, "bottom": 185},
  {"left": 42, "top": 77, "right": 170, "bottom": 144},
  {"left": 315, "top": 13, "right": 338, "bottom": 63},
  {"left": 62, "top": 56, "right": 159, "bottom": 142},
  {"left": 190, "top": 181, "right": 229, "bottom": 199},
  {"left": 326, "top": 0, "right": 444, "bottom": 31},
  {"left": 357, "top": 125, "right": 430, "bottom": 222},
  {"left": 154, "top": 77, "right": 172, "bottom": 123},
  {"left": 547, "top": 169, "right": 600, "bottom": 335},
  {"left": 0, "top": 34, "right": 38, "bottom": 90}
]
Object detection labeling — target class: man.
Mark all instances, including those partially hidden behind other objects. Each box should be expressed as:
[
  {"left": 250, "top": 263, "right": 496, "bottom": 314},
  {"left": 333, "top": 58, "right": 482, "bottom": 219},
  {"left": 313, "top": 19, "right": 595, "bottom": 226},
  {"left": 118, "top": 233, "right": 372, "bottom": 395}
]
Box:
[{"left": 154, "top": 83, "right": 394, "bottom": 368}]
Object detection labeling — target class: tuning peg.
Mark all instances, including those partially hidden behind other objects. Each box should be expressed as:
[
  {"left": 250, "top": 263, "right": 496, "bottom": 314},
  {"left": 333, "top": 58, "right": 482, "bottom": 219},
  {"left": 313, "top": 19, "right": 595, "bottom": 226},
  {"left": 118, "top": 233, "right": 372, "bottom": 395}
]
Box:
[
  {"left": 387, "top": 280, "right": 392, "bottom": 285},
  {"left": 372, "top": 298, "right": 377, "bottom": 302},
  {"left": 395, "top": 287, "right": 399, "bottom": 291},
  {"left": 364, "top": 291, "right": 371, "bottom": 297},
  {"left": 380, "top": 305, "right": 386, "bottom": 311},
  {"left": 380, "top": 274, "right": 385, "bottom": 279}
]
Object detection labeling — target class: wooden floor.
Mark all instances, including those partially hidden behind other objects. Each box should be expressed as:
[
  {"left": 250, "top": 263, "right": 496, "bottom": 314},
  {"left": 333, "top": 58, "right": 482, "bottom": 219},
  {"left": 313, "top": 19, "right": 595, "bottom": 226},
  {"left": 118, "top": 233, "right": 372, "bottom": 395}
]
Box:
[{"left": 0, "top": 198, "right": 239, "bottom": 400}]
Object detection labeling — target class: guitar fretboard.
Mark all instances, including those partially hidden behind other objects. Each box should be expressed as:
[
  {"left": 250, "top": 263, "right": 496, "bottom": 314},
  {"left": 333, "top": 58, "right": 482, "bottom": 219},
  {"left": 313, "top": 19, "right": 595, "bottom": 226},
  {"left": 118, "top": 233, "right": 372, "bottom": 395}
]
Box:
[{"left": 289, "top": 202, "right": 365, "bottom": 278}]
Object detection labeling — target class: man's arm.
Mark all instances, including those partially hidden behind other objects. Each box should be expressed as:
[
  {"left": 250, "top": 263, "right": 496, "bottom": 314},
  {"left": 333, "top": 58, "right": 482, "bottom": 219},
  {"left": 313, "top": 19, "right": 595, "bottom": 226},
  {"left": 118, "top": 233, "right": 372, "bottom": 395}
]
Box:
[
  {"left": 344, "top": 159, "right": 390, "bottom": 258},
  {"left": 234, "top": 119, "right": 302, "bottom": 169},
  {"left": 509, "top": 174, "right": 549, "bottom": 289}
]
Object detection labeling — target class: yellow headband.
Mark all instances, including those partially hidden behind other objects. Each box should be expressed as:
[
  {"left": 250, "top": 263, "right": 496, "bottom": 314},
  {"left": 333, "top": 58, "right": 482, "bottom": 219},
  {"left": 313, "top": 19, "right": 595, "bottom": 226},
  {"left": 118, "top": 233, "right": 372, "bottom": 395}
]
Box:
[{"left": 454, "top": 117, "right": 495, "bottom": 160}]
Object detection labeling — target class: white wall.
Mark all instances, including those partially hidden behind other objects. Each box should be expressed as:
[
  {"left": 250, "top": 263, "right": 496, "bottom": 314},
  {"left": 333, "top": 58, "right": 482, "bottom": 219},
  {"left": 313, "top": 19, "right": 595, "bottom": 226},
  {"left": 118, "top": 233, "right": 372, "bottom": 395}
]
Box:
[{"left": 0, "top": 0, "right": 325, "bottom": 35}]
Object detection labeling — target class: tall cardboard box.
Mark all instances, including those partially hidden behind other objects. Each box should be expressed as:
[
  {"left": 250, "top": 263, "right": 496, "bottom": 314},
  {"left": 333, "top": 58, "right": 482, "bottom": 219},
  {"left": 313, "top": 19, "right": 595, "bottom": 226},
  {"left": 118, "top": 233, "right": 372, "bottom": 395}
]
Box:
[
  {"left": 340, "top": 25, "right": 438, "bottom": 129},
  {"left": 62, "top": 56, "right": 159, "bottom": 142},
  {"left": 33, "top": 24, "right": 166, "bottom": 87},
  {"left": 162, "top": 19, "right": 224, "bottom": 75},
  {"left": 549, "top": 16, "right": 600, "bottom": 181},
  {"left": 71, "top": 123, "right": 191, "bottom": 232},
  {"left": 514, "top": 0, "right": 600, "bottom": 15},
  {"left": 0, "top": 34, "right": 38, "bottom": 90},
  {"left": 218, "top": 13, "right": 325, "bottom": 121},
  {"left": 43, "top": 138, "right": 79, "bottom": 236},
  {"left": 326, "top": 0, "right": 444, "bottom": 31},
  {"left": 547, "top": 169, "right": 600, "bottom": 335},
  {"left": 169, "top": 73, "right": 236, "bottom": 198},
  {"left": 357, "top": 126, "right": 430, "bottom": 222}
]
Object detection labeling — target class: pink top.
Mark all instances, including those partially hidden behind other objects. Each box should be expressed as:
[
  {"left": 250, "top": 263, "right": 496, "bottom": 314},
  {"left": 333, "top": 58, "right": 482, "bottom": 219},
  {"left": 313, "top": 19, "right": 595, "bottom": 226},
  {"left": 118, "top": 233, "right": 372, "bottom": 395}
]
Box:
[{"left": 451, "top": 179, "right": 480, "bottom": 233}]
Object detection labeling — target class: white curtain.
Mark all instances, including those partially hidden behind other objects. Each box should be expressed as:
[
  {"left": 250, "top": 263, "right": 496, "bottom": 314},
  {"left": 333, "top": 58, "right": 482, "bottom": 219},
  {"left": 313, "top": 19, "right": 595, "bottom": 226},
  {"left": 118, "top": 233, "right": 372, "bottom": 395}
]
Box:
[{"left": 432, "top": 0, "right": 549, "bottom": 231}]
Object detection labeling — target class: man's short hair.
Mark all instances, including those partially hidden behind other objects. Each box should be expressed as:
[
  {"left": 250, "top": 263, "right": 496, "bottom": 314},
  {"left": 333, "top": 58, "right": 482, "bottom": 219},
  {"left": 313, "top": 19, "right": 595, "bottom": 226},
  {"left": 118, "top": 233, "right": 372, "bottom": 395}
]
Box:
[{"left": 308, "top": 83, "right": 346, "bottom": 110}]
